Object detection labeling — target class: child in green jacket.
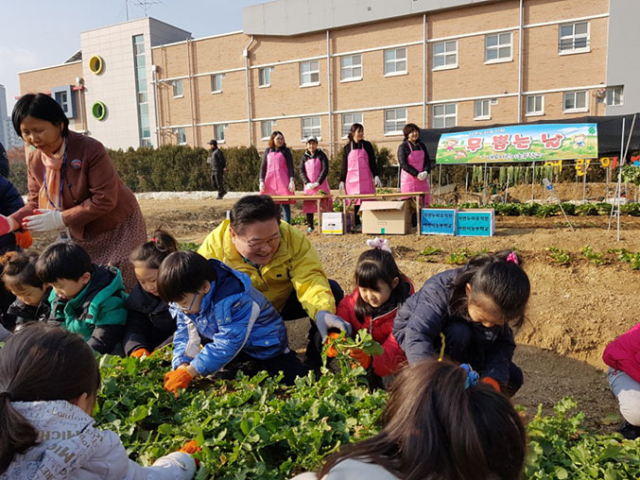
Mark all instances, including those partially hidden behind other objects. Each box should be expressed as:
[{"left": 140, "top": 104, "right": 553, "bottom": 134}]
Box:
[{"left": 35, "top": 241, "right": 127, "bottom": 354}]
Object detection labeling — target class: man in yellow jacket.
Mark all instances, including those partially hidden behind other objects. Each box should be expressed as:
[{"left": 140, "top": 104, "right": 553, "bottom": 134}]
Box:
[{"left": 198, "top": 195, "right": 347, "bottom": 369}]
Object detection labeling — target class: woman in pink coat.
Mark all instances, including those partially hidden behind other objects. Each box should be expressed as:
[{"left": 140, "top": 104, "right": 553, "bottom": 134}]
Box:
[
  {"left": 300, "top": 136, "right": 331, "bottom": 233},
  {"left": 259, "top": 131, "right": 295, "bottom": 224},
  {"left": 603, "top": 323, "right": 640, "bottom": 439}
]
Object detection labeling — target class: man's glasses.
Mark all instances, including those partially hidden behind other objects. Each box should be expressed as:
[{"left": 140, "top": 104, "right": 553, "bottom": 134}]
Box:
[{"left": 242, "top": 234, "right": 281, "bottom": 250}]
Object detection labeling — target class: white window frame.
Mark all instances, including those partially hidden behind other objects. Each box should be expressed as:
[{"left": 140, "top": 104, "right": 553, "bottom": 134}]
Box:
[
  {"left": 484, "top": 32, "right": 512, "bottom": 64},
  {"left": 432, "top": 40, "right": 458, "bottom": 70},
  {"left": 341, "top": 112, "right": 364, "bottom": 138},
  {"left": 299, "top": 60, "right": 320, "bottom": 87},
  {"left": 559, "top": 21, "right": 590, "bottom": 55},
  {"left": 432, "top": 103, "right": 457, "bottom": 129},
  {"left": 525, "top": 95, "right": 545, "bottom": 117},
  {"left": 211, "top": 74, "right": 224, "bottom": 94},
  {"left": 384, "top": 48, "right": 407, "bottom": 76},
  {"left": 301, "top": 116, "right": 322, "bottom": 141},
  {"left": 173, "top": 127, "right": 187, "bottom": 145},
  {"left": 261, "top": 120, "right": 276, "bottom": 140},
  {"left": 384, "top": 108, "right": 407, "bottom": 136},
  {"left": 563, "top": 90, "right": 588, "bottom": 113},
  {"left": 474, "top": 99, "right": 491, "bottom": 120},
  {"left": 214, "top": 124, "right": 227, "bottom": 143},
  {"left": 605, "top": 86, "right": 624, "bottom": 107},
  {"left": 259, "top": 67, "right": 272, "bottom": 88},
  {"left": 340, "top": 54, "right": 363, "bottom": 82},
  {"left": 172, "top": 80, "right": 184, "bottom": 98}
]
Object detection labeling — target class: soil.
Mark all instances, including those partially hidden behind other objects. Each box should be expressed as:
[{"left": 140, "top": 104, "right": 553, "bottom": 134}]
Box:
[{"left": 35, "top": 194, "right": 640, "bottom": 431}]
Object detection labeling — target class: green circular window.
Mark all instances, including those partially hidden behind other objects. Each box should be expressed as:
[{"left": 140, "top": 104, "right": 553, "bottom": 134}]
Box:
[
  {"left": 92, "top": 101, "right": 107, "bottom": 120},
  {"left": 89, "top": 55, "right": 104, "bottom": 74}
]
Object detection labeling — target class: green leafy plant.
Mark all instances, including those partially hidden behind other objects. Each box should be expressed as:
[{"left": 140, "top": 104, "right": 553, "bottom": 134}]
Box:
[
  {"left": 418, "top": 247, "right": 443, "bottom": 256},
  {"left": 547, "top": 247, "right": 572, "bottom": 266},
  {"left": 581, "top": 246, "right": 606, "bottom": 266},
  {"left": 445, "top": 249, "right": 470, "bottom": 265},
  {"left": 178, "top": 242, "right": 201, "bottom": 252}
]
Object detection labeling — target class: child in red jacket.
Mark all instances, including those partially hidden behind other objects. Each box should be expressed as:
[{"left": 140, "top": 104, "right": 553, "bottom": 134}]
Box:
[{"left": 336, "top": 239, "right": 413, "bottom": 385}]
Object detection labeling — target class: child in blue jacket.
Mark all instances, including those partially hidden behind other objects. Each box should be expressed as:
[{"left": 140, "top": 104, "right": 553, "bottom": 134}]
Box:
[{"left": 158, "top": 251, "right": 308, "bottom": 395}]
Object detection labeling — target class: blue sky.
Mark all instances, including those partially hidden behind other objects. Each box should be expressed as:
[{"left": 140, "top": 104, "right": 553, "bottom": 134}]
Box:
[{"left": 0, "top": 0, "right": 266, "bottom": 111}]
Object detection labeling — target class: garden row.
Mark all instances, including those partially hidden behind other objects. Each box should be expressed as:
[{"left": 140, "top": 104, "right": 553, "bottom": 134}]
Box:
[{"left": 429, "top": 202, "right": 640, "bottom": 218}]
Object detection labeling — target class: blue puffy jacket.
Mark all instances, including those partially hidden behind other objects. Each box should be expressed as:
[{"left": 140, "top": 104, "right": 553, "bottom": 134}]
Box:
[
  {"left": 0, "top": 176, "right": 24, "bottom": 253},
  {"left": 171, "top": 259, "right": 288, "bottom": 376},
  {"left": 393, "top": 268, "right": 516, "bottom": 383}
]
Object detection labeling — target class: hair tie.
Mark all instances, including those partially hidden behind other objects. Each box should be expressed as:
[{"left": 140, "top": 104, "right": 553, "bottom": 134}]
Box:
[
  {"left": 460, "top": 364, "right": 479, "bottom": 390},
  {"left": 366, "top": 238, "right": 392, "bottom": 253},
  {"left": 506, "top": 252, "right": 519, "bottom": 265},
  {"left": 0, "top": 391, "right": 14, "bottom": 401},
  {"left": 149, "top": 238, "right": 157, "bottom": 243}
]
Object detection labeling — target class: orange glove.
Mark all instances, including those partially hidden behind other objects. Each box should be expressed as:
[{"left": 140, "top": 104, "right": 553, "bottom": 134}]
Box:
[
  {"left": 131, "top": 348, "right": 151, "bottom": 359},
  {"left": 482, "top": 377, "right": 501, "bottom": 393},
  {"left": 14, "top": 230, "right": 33, "bottom": 250},
  {"left": 325, "top": 332, "right": 342, "bottom": 358},
  {"left": 164, "top": 367, "right": 194, "bottom": 397},
  {"left": 349, "top": 348, "right": 372, "bottom": 369},
  {"left": 179, "top": 439, "right": 202, "bottom": 454}
]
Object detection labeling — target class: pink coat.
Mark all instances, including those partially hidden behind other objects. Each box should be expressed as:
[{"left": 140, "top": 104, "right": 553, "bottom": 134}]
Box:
[
  {"left": 302, "top": 155, "right": 332, "bottom": 214},
  {"left": 603, "top": 323, "right": 640, "bottom": 382},
  {"left": 400, "top": 142, "right": 431, "bottom": 205}
]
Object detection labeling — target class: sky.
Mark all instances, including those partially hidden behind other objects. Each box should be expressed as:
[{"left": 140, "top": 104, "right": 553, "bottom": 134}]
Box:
[{"left": 0, "top": 0, "right": 267, "bottom": 112}]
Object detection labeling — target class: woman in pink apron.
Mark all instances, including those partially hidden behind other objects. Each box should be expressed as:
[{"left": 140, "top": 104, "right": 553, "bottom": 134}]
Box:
[
  {"left": 259, "top": 131, "right": 296, "bottom": 223},
  {"left": 339, "top": 123, "right": 381, "bottom": 231},
  {"left": 398, "top": 123, "right": 431, "bottom": 205},
  {"left": 300, "top": 136, "right": 331, "bottom": 233}
]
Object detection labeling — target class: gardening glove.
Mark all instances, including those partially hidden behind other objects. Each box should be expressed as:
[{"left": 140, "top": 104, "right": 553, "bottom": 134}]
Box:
[
  {"left": 349, "top": 348, "right": 372, "bottom": 369},
  {"left": 0, "top": 215, "right": 17, "bottom": 236},
  {"left": 481, "top": 377, "right": 501, "bottom": 393},
  {"left": 24, "top": 209, "right": 65, "bottom": 233},
  {"left": 152, "top": 452, "right": 196, "bottom": 477},
  {"left": 14, "top": 230, "right": 33, "bottom": 249},
  {"left": 131, "top": 348, "right": 151, "bottom": 359},
  {"left": 259, "top": 180, "right": 265, "bottom": 192},
  {"left": 325, "top": 331, "right": 343, "bottom": 358},
  {"left": 288, "top": 178, "right": 296, "bottom": 192},
  {"left": 305, "top": 183, "right": 315, "bottom": 191},
  {"left": 374, "top": 176, "right": 382, "bottom": 188},
  {"left": 316, "top": 310, "right": 352, "bottom": 342},
  {"left": 417, "top": 171, "right": 428, "bottom": 181},
  {"left": 339, "top": 181, "right": 345, "bottom": 193},
  {"left": 164, "top": 366, "right": 195, "bottom": 397}
]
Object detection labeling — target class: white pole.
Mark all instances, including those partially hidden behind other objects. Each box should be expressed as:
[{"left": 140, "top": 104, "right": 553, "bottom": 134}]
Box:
[{"left": 618, "top": 114, "right": 637, "bottom": 241}]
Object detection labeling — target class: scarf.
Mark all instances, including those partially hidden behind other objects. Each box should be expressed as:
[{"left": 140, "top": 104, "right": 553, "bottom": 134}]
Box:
[{"left": 38, "top": 140, "right": 66, "bottom": 211}]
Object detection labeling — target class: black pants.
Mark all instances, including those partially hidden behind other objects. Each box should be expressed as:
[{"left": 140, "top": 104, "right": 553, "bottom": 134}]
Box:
[
  {"left": 215, "top": 349, "right": 309, "bottom": 385},
  {"left": 211, "top": 170, "right": 225, "bottom": 198},
  {"left": 441, "top": 319, "right": 524, "bottom": 397},
  {"left": 306, "top": 213, "right": 315, "bottom": 229},
  {"left": 280, "top": 279, "right": 344, "bottom": 370}
]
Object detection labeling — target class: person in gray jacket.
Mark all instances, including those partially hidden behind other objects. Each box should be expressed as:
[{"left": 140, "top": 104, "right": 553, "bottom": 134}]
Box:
[{"left": 207, "top": 140, "right": 226, "bottom": 199}]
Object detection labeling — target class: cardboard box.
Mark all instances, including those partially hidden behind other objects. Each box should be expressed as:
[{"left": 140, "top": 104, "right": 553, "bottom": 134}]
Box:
[
  {"left": 321, "top": 212, "right": 352, "bottom": 235},
  {"left": 421, "top": 208, "right": 458, "bottom": 235},
  {"left": 360, "top": 201, "right": 411, "bottom": 235},
  {"left": 455, "top": 209, "right": 495, "bottom": 237}
]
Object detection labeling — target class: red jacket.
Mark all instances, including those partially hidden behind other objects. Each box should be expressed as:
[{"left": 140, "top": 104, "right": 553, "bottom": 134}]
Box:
[
  {"left": 603, "top": 323, "right": 640, "bottom": 383},
  {"left": 336, "top": 279, "right": 414, "bottom": 377}
]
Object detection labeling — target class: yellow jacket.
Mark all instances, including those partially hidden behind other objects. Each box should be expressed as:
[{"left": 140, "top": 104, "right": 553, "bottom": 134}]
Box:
[{"left": 197, "top": 220, "right": 335, "bottom": 319}]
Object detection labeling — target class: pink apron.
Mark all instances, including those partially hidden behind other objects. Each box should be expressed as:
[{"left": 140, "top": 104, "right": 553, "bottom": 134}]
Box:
[
  {"left": 302, "top": 156, "right": 332, "bottom": 214},
  {"left": 400, "top": 142, "right": 431, "bottom": 206},
  {"left": 261, "top": 149, "right": 295, "bottom": 204},
  {"left": 345, "top": 143, "right": 375, "bottom": 206}
]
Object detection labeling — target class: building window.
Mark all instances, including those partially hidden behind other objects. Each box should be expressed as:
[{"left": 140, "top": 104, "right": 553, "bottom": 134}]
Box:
[
  {"left": 563, "top": 91, "right": 588, "bottom": 113},
  {"left": 174, "top": 127, "right": 187, "bottom": 145},
  {"left": 384, "top": 108, "right": 407, "bottom": 135},
  {"left": 432, "top": 104, "right": 457, "bottom": 128},
  {"left": 474, "top": 99, "right": 491, "bottom": 120},
  {"left": 340, "top": 54, "right": 362, "bottom": 81},
  {"left": 384, "top": 48, "right": 407, "bottom": 76},
  {"left": 606, "top": 87, "right": 624, "bottom": 107},
  {"left": 211, "top": 74, "right": 224, "bottom": 93},
  {"left": 259, "top": 67, "right": 272, "bottom": 87},
  {"left": 300, "top": 60, "right": 320, "bottom": 86},
  {"left": 301, "top": 116, "right": 322, "bottom": 140},
  {"left": 172, "top": 80, "right": 184, "bottom": 98},
  {"left": 559, "top": 21, "right": 589, "bottom": 54},
  {"left": 51, "top": 86, "right": 76, "bottom": 118},
  {"left": 133, "top": 34, "right": 151, "bottom": 147},
  {"left": 342, "top": 112, "right": 364, "bottom": 138},
  {"left": 526, "top": 95, "right": 544, "bottom": 116},
  {"left": 214, "top": 124, "right": 227, "bottom": 142},
  {"left": 261, "top": 120, "right": 276, "bottom": 139},
  {"left": 433, "top": 41, "right": 457, "bottom": 70},
  {"left": 485, "top": 32, "right": 512, "bottom": 63}
]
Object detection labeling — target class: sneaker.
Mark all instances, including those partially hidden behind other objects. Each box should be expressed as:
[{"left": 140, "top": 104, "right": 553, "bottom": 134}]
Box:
[
  {"left": 307, "top": 226, "right": 314, "bottom": 234},
  {"left": 353, "top": 224, "right": 362, "bottom": 233},
  {"left": 618, "top": 421, "right": 640, "bottom": 440}
]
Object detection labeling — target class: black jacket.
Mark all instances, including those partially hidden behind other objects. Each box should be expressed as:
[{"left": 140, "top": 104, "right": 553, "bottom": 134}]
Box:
[
  {"left": 397, "top": 140, "right": 431, "bottom": 176},
  {"left": 260, "top": 147, "right": 294, "bottom": 181},
  {"left": 209, "top": 148, "right": 226, "bottom": 172},
  {"left": 123, "top": 284, "right": 176, "bottom": 356},
  {"left": 299, "top": 149, "right": 329, "bottom": 185},
  {"left": 340, "top": 140, "right": 377, "bottom": 182},
  {"left": 393, "top": 268, "right": 516, "bottom": 383},
  {"left": 7, "top": 288, "right": 52, "bottom": 327},
  {"left": 0, "top": 142, "right": 9, "bottom": 178},
  {"left": 0, "top": 176, "right": 25, "bottom": 253}
]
